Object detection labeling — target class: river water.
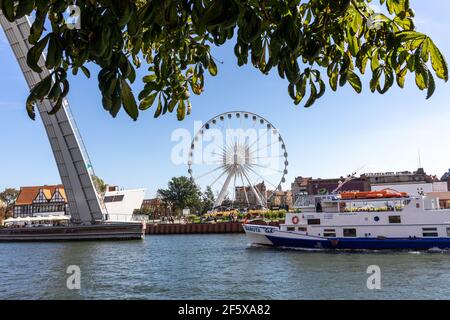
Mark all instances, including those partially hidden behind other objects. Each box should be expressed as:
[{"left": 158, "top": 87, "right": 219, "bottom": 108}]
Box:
[{"left": 1, "top": 234, "right": 450, "bottom": 299}]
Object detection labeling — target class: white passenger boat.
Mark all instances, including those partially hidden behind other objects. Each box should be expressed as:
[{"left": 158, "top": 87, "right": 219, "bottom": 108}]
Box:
[{"left": 244, "top": 189, "right": 450, "bottom": 250}]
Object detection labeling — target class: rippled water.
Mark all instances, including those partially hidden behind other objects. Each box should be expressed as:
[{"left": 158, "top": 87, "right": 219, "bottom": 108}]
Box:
[{"left": 1, "top": 234, "right": 450, "bottom": 299}]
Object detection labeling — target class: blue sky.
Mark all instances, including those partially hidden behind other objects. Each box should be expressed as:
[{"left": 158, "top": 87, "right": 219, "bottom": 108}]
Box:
[{"left": 1, "top": 0, "right": 450, "bottom": 198}]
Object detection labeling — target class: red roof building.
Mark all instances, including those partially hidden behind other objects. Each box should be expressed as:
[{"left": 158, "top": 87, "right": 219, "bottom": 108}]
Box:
[{"left": 13, "top": 185, "right": 69, "bottom": 218}]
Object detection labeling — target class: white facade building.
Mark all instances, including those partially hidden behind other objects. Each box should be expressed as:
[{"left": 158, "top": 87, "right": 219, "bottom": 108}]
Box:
[
  {"left": 103, "top": 187, "right": 146, "bottom": 222},
  {"left": 371, "top": 182, "right": 448, "bottom": 195}
]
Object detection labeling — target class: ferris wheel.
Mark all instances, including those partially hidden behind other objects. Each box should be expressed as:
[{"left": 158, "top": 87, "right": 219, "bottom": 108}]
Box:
[{"left": 188, "top": 111, "right": 288, "bottom": 209}]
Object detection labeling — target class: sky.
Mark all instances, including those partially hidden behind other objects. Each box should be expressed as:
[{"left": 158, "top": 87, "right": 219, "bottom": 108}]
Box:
[{"left": 1, "top": 0, "right": 450, "bottom": 198}]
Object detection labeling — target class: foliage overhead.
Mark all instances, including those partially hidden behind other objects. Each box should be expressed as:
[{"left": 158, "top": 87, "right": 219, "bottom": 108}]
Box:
[
  {"left": 0, "top": 0, "right": 448, "bottom": 120},
  {"left": 157, "top": 176, "right": 201, "bottom": 212}
]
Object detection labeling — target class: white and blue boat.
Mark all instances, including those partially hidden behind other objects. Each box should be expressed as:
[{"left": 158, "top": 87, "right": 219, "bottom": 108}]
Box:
[{"left": 244, "top": 189, "right": 450, "bottom": 250}]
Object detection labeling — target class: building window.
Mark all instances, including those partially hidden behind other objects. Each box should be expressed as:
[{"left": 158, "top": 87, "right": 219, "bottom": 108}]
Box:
[
  {"left": 104, "top": 195, "right": 125, "bottom": 203},
  {"left": 343, "top": 228, "right": 357, "bottom": 237},
  {"left": 307, "top": 219, "right": 321, "bottom": 225},
  {"left": 388, "top": 216, "right": 401, "bottom": 224},
  {"left": 423, "top": 227, "right": 438, "bottom": 237}
]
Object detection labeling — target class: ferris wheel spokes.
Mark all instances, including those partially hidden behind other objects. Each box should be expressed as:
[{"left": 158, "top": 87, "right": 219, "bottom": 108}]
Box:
[{"left": 188, "top": 111, "right": 288, "bottom": 210}]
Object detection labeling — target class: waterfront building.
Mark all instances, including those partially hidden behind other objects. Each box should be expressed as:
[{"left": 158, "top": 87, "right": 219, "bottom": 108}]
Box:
[
  {"left": 307, "top": 177, "right": 370, "bottom": 195},
  {"left": 441, "top": 169, "right": 450, "bottom": 191},
  {"left": 361, "top": 167, "right": 436, "bottom": 184},
  {"left": 140, "top": 197, "right": 172, "bottom": 217},
  {"left": 267, "top": 190, "right": 293, "bottom": 210},
  {"left": 12, "top": 185, "right": 69, "bottom": 218},
  {"left": 291, "top": 176, "right": 311, "bottom": 196},
  {"left": 103, "top": 186, "right": 146, "bottom": 222},
  {"left": 366, "top": 168, "right": 446, "bottom": 196},
  {"left": 235, "top": 182, "right": 267, "bottom": 207}
]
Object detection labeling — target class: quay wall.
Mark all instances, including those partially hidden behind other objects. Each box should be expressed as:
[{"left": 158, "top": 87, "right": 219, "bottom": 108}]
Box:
[{"left": 145, "top": 221, "right": 280, "bottom": 235}]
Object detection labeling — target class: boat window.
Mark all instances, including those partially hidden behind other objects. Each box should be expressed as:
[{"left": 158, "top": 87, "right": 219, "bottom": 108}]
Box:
[
  {"left": 423, "top": 227, "right": 438, "bottom": 237},
  {"left": 298, "top": 227, "right": 307, "bottom": 232},
  {"left": 343, "top": 228, "right": 357, "bottom": 237},
  {"left": 388, "top": 215, "right": 401, "bottom": 224},
  {"left": 324, "top": 230, "right": 336, "bottom": 237},
  {"left": 287, "top": 226, "right": 295, "bottom": 232},
  {"left": 307, "top": 219, "right": 321, "bottom": 225},
  {"left": 447, "top": 228, "right": 450, "bottom": 237}
]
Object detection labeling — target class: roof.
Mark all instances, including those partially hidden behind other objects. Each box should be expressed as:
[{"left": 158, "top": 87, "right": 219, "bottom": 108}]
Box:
[
  {"left": 15, "top": 185, "right": 66, "bottom": 205},
  {"left": 293, "top": 176, "right": 311, "bottom": 187}
]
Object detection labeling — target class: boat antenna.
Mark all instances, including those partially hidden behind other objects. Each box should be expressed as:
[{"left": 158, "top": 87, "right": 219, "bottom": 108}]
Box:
[{"left": 418, "top": 148, "right": 422, "bottom": 168}]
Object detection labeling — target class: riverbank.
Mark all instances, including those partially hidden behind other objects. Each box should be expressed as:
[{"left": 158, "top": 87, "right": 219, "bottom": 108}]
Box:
[{"left": 145, "top": 221, "right": 280, "bottom": 234}]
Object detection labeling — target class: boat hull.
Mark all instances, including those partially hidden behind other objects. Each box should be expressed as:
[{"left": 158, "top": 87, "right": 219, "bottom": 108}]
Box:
[
  {"left": 0, "top": 222, "right": 146, "bottom": 242},
  {"left": 243, "top": 224, "right": 450, "bottom": 250}
]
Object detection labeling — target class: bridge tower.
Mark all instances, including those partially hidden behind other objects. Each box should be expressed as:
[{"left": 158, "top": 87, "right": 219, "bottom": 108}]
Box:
[{"left": 0, "top": 13, "right": 104, "bottom": 224}]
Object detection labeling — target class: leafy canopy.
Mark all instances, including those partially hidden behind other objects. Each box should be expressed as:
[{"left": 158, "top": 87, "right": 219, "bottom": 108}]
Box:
[
  {"left": 157, "top": 176, "right": 201, "bottom": 212},
  {"left": 1, "top": 0, "right": 447, "bottom": 121}
]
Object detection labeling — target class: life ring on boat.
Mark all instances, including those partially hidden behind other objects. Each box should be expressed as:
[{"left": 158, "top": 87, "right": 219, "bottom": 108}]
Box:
[{"left": 292, "top": 216, "right": 300, "bottom": 225}]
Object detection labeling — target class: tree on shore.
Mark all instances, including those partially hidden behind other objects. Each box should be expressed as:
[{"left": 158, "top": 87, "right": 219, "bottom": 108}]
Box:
[
  {"left": 157, "top": 176, "right": 201, "bottom": 218},
  {"left": 201, "top": 186, "right": 215, "bottom": 213},
  {"left": 0, "top": 1, "right": 447, "bottom": 121},
  {"left": 0, "top": 188, "right": 20, "bottom": 221},
  {"left": 91, "top": 175, "right": 107, "bottom": 194}
]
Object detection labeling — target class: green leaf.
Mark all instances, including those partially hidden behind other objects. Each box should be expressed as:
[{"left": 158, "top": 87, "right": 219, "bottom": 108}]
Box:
[
  {"left": 15, "top": 0, "right": 35, "bottom": 19},
  {"left": 304, "top": 81, "right": 317, "bottom": 108},
  {"left": 177, "top": 99, "right": 186, "bottom": 121},
  {"left": 139, "top": 92, "right": 157, "bottom": 110},
  {"left": 120, "top": 77, "right": 138, "bottom": 120},
  {"left": 329, "top": 65, "right": 338, "bottom": 91},
  {"left": 143, "top": 74, "right": 157, "bottom": 83},
  {"left": 208, "top": 59, "right": 218, "bottom": 76},
  {"left": 415, "top": 63, "right": 428, "bottom": 90},
  {"left": 1, "top": 0, "right": 15, "bottom": 21},
  {"left": 154, "top": 96, "right": 162, "bottom": 118},
  {"left": 426, "top": 70, "right": 436, "bottom": 99},
  {"left": 27, "top": 35, "right": 50, "bottom": 73},
  {"left": 80, "top": 66, "right": 91, "bottom": 79},
  {"left": 347, "top": 71, "right": 362, "bottom": 93},
  {"left": 168, "top": 99, "right": 177, "bottom": 113},
  {"left": 31, "top": 74, "right": 52, "bottom": 99},
  {"left": 428, "top": 38, "right": 449, "bottom": 81},
  {"left": 396, "top": 66, "right": 407, "bottom": 88},
  {"left": 370, "top": 68, "right": 382, "bottom": 93},
  {"left": 26, "top": 95, "right": 36, "bottom": 120},
  {"left": 295, "top": 76, "right": 307, "bottom": 105}
]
